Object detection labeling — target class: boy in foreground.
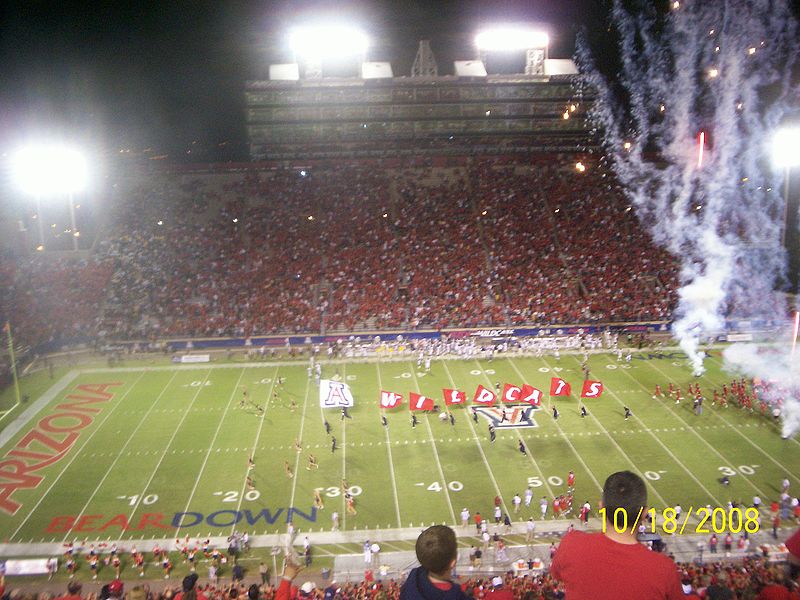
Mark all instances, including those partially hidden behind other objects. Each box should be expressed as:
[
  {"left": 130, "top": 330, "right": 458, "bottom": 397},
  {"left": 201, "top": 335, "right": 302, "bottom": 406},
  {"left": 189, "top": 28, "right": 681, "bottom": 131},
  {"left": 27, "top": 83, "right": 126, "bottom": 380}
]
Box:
[{"left": 401, "top": 525, "right": 467, "bottom": 600}]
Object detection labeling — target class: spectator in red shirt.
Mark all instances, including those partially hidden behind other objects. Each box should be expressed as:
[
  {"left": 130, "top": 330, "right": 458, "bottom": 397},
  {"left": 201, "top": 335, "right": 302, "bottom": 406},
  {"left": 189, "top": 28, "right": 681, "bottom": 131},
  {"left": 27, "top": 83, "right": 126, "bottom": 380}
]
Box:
[
  {"left": 485, "top": 576, "right": 513, "bottom": 600},
  {"left": 551, "top": 470, "right": 684, "bottom": 600}
]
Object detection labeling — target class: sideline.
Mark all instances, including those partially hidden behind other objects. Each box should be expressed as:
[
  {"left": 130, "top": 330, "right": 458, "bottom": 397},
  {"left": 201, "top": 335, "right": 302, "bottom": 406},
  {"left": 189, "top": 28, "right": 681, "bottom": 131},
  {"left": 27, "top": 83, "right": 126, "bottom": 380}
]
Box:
[{"left": 0, "top": 370, "right": 80, "bottom": 449}]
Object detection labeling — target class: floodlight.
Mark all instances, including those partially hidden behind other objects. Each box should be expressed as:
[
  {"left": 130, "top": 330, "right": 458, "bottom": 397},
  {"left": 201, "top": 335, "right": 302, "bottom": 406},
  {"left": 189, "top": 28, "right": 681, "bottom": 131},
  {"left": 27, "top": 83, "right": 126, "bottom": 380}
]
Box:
[
  {"left": 11, "top": 145, "right": 87, "bottom": 196},
  {"left": 772, "top": 126, "right": 800, "bottom": 168},
  {"left": 290, "top": 25, "right": 368, "bottom": 60},
  {"left": 475, "top": 28, "right": 549, "bottom": 51}
]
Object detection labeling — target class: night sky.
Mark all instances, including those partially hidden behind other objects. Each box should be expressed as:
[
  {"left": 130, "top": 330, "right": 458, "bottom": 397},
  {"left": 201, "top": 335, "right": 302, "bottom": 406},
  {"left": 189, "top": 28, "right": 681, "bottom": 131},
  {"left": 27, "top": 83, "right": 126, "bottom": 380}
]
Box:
[{"left": 0, "top": 0, "right": 604, "bottom": 162}]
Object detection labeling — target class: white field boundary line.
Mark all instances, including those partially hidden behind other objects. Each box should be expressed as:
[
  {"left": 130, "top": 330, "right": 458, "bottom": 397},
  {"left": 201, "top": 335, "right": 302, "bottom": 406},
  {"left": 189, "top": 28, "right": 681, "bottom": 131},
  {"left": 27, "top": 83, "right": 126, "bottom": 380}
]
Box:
[
  {"left": 578, "top": 355, "right": 725, "bottom": 507},
  {"left": 231, "top": 366, "right": 280, "bottom": 535},
  {"left": 126, "top": 369, "right": 213, "bottom": 526},
  {"left": 10, "top": 371, "right": 147, "bottom": 540},
  {"left": 409, "top": 363, "right": 457, "bottom": 525},
  {"left": 375, "top": 363, "right": 403, "bottom": 528},
  {"left": 507, "top": 358, "right": 603, "bottom": 496},
  {"left": 0, "top": 370, "right": 80, "bottom": 446},
  {"left": 289, "top": 372, "right": 313, "bottom": 509},
  {"left": 531, "top": 356, "right": 672, "bottom": 508},
  {"left": 315, "top": 368, "right": 335, "bottom": 533},
  {"left": 639, "top": 358, "right": 782, "bottom": 494},
  {"left": 341, "top": 364, "right": 348, "bottom": 531},
  {"left": 175, "top": 367, "right": 247, "bottom": 539},
  {"left": 440, "top": 360, "right": 509, "bottom": 514},
  {"left": 470, "top": 359, "right": 559, "bottom": 503},
  {"left": 703, "top": 354, "right": 800, "bottom": 456},
  {"left": 68, "top": 371, "right": 181, "bottom": 544}
]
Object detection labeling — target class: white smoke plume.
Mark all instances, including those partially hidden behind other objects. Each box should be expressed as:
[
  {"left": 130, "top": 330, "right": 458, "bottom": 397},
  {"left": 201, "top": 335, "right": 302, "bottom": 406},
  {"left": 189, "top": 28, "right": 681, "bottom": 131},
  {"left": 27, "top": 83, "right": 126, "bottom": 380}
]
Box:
[
  {"left": 722, "top": 342, "right": 800, "bottom": 438},
  {"left": 577, "top": 0, "right": 798, "bottom": 376}
]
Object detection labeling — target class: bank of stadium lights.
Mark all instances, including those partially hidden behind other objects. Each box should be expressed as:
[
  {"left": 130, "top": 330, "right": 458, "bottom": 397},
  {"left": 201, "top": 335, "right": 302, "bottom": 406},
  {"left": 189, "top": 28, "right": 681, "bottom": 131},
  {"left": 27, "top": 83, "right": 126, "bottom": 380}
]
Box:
[
  {"left": 708, "top": 68, "right": 720, "bottom": 78},
  {"left": 474, "top": 27, "right": 549, "bottom": 76},
  {"left": 575, "top": 162, "right": 586, "bottom": 172},
  {"left": 11, "top": 144, "right": 87, "bottom": 251},
  {"left": 289, "top": 25, "right": 368, "bottom": 79}
]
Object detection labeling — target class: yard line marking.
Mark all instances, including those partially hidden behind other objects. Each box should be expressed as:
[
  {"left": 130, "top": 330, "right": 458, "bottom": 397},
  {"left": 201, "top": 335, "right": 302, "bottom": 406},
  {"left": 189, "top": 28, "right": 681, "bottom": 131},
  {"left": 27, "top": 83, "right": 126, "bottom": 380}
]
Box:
[
  {"left": 69, "top": 370, "right": 181, "bottom": 544},
  {"left": 289, "top": 372, "right": 313, "bottom": 510},
  {"left": 441, "top": 360, "right": 508, "bottom": 514},
  {"left": 409, "top": 363, "right": 457, "bottom": 525},
  {"left": 580, "top": 356, "right": 724, "bottom": 506},
  {"left": 534, "top": 355, "right": 671, "bottom": 507},
  {"left": 232, "top": 366, "right": 280, "bottom": 535},
  {"left": 341, "top": 364, "right": 349, "bottom": 530},
  {"left": 11, "top": 371, "right": 147, "bottom": 541},
  {"left": 507, "top": 358, "right": 603, "bottom": 496},
  {"left": 638, "top": 359, "right": 778, "bottom": 494},
  {"left": 375, "top": 363, "right": 403, "bottom": 528},
  {"left": 176, "top": 368, "right": 247, "bottom": 539},
  {"left": 127, "top": 369, "right": 213, "bottom": 526}
]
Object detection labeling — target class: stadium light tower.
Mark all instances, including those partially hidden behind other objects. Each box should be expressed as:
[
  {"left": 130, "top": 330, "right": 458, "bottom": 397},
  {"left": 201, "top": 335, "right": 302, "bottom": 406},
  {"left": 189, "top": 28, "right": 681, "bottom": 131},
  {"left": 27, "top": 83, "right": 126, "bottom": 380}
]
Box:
[
  {"left": 771, "top": 126, "right": 800, "bottom": 247},
  {"left": 475, "top": 27, "right": 549, "bottom": 75},
  {"left": 289, "top": 25, "right": 369, "bottom": 79},
  {"left": 11, "top": 144, "right": 88, "bottom": 251}
]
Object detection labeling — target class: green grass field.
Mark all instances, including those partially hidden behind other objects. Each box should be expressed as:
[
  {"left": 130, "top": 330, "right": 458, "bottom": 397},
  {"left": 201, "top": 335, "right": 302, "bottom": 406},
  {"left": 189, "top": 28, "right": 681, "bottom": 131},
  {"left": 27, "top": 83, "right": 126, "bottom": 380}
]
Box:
[{"left": 1, "top": 348, "right": 798, "bottom": 546}]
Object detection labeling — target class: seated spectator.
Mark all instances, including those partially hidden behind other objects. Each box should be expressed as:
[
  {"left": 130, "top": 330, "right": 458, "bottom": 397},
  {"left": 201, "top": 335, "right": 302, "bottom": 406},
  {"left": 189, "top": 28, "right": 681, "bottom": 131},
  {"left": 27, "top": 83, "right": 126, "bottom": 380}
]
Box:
[{"left": 401, "top": 525, "right": 466, "bottom": 600}]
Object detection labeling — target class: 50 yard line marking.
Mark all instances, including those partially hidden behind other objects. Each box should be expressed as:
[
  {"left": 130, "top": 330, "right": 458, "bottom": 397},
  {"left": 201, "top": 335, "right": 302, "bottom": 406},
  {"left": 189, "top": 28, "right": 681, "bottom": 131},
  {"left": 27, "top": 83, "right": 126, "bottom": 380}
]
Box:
[
  {"left": 11, "top": 371, "right": 147, "bottom": 541},
  {"left": 409, "top": 363, "right": 457, "bottom": 525},
  {"left": 532, "top": 355, "right": 670, "bottom": 508},
  {"left": 68, "top": 370, "right": 179, "bottom": 544},
  {"left": 506, "top": 358, "right": 603, "bottom": 496},
  {"left": 375, "top": 363, "right": 403, "bottom": 528},
  {"left": 176, "top": 367, "right": 246, "bottom": 539}
]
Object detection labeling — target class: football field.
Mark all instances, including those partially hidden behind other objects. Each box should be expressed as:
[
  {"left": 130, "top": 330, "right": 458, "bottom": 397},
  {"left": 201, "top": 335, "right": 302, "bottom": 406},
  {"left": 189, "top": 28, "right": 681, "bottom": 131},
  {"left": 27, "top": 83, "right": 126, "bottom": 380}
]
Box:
[{"left": 1, "top": 348, "right": 798, "bottom": 546}]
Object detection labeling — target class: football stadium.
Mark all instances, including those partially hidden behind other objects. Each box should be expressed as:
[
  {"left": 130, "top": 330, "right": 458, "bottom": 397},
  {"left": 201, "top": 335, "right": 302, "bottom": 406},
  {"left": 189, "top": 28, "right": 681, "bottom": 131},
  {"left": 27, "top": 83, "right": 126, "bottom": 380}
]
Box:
[{"left": 1, "top": 1, "right": 800, "bottom": 598}]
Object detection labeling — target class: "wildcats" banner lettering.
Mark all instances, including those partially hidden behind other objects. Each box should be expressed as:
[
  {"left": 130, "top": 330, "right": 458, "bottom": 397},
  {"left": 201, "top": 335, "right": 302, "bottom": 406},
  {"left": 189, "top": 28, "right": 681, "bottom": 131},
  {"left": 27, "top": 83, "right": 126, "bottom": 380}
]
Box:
[{"left": 376, "top": 379, "right": 601, "bottom": 410}]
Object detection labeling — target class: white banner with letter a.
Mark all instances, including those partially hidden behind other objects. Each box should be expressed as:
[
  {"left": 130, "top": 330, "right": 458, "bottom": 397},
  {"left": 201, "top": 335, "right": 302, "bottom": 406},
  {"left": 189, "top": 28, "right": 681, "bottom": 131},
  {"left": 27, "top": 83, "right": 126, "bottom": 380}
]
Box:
[{"left": 319, "top": 379, "right": 355, "bottom": 408}]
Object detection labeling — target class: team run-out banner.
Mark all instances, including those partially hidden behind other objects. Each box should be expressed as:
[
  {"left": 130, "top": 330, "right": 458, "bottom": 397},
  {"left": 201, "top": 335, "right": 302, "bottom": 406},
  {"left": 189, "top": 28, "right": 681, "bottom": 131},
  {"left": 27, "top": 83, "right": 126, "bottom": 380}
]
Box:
[{"left": 379, "top": 377, "right": 603, "bottom": 410}]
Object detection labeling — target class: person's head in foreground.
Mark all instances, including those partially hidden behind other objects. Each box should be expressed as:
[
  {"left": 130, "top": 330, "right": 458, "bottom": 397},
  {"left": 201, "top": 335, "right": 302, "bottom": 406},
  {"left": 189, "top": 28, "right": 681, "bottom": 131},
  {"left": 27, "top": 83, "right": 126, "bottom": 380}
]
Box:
[
  {"left": 550, "top": 470, "right": 685, "bottom": 600},
  {"left": 602, "top": 469, "right": 647, "bottom": 538},
  {"left": 416, "top": 524, "right": 458, "bottom": 576},
  {"left": 401, "top": 525, "right": 467, "bottom": 599}
]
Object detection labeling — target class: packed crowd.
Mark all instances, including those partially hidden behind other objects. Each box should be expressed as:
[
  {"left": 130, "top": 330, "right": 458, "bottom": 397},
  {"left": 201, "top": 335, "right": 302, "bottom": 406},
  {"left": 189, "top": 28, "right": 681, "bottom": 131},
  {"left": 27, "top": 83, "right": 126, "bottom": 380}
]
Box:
[
  {"left": 3, "top": 555, "right": 796, "bottom": 600},
  {"left": 1, "top": 155, "right": 681, "bottom": 349}
]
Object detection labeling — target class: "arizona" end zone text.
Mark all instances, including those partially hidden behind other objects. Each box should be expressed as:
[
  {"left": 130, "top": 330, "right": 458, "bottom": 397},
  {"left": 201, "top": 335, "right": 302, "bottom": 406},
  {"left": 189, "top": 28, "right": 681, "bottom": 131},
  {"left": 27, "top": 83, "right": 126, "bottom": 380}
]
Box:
[{"left": 0, "top": 382, "right": 122, "bottom": 515}]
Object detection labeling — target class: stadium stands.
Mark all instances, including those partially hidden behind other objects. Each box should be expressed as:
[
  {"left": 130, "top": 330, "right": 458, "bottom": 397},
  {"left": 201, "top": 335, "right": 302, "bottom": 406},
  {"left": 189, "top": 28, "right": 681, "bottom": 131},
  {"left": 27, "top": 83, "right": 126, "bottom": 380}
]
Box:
[
  {"left": 1, "top": 555, "right": 797, "bottom": 599},
  {"left": 0, "top": 155, "right": 681, "bottom": 348}
]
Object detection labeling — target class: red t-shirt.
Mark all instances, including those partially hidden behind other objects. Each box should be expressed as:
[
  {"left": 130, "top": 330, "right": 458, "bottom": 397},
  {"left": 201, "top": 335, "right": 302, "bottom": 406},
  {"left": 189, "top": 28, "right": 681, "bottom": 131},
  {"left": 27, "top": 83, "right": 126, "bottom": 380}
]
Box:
[
  {"left": 785, "top": 528, "right": 800, "bottom": 560},
  {"left": 550, "top": 530, "right": 684, "bottom": 600}
]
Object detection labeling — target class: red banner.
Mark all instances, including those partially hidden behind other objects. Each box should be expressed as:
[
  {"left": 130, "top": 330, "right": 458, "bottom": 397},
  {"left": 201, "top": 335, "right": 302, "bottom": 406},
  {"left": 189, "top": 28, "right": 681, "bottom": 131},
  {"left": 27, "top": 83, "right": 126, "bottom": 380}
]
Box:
[
  {"left": 580, "top": 381, "right": 604, "bottom": 398},
  {"left": 473, "top": 385, "right": 497, "bottom": 405},
  {"left": 502, "top": 383, "right": 522, "bottom": 403},
  {"left": 550, "top": 377, "right": 571, "bottom": 396},
  {"left": 519, "top": 384, "right": 543, "bottom": 406},
  {"left": 443, "top": 389, "right": 466, "bottom": 406},
  {"left": 409, "top": 392, "right": 434, "bottom": 411},
  {"left": 380, "top": 390, "right": 403, "bottom": 409}
]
